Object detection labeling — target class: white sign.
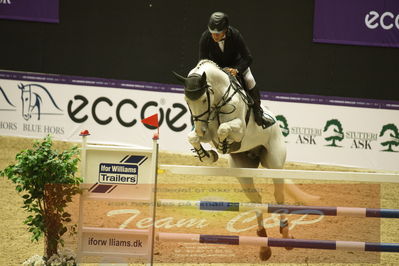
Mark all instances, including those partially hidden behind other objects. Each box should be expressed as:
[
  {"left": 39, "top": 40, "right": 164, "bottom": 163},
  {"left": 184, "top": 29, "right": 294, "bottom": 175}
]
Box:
[{"left": 1, "top": 70, "right": 398, "bottom": 171}]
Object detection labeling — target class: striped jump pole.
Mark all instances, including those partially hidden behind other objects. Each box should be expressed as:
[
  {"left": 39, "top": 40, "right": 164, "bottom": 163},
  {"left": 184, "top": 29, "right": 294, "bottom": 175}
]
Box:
[
  {"left": 158, "top": 199, "right": 399, "bottom": 218},
  {"left": 159, "top": 164, "right": 399, "bottom": 183},
  {"left": 158, "top": 232, "right": 399, "bottom": 252}
]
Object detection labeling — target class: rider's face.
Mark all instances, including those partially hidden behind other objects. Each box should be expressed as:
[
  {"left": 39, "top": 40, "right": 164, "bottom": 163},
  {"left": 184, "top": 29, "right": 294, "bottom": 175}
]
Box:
[{"left": 211, "top": 30, "right": 226, "bottom": 42}]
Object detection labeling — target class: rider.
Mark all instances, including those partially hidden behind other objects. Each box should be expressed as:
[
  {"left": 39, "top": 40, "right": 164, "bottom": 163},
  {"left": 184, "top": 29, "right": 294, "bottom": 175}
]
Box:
[{"left": 199, "top": 11, "right": 274, "bottom": 128}]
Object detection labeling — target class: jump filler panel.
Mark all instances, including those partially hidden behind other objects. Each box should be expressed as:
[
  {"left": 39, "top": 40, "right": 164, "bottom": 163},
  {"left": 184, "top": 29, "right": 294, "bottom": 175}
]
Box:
[{"left": 78, "top": 141, "right": 158, "bottom": 264}]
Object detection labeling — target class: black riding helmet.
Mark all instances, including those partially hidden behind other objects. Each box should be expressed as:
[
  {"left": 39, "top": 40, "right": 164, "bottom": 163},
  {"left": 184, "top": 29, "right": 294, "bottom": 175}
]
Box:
[{"left": 208, "top": 12, "right": 229, "bottom": 33}]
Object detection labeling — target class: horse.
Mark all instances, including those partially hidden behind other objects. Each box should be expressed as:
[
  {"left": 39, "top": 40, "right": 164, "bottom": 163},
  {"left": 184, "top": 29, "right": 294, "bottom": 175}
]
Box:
[
  {"left": 18, "top": 83, "right": 62, "bottom": 121},
  {"left": 173, "top": 59, "right": 318, "bottom": 260}
]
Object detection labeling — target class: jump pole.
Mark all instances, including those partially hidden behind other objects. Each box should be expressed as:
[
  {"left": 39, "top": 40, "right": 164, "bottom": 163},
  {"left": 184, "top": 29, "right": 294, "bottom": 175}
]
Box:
[
  {"left": 158, "top": 233, "right": 399, "bottom": 252},
  {"left": 157, "top": 199, "right": 399, "bottom": 218},
  {"left": 159, "top": 165, "right": 399, "bottom": 183}
]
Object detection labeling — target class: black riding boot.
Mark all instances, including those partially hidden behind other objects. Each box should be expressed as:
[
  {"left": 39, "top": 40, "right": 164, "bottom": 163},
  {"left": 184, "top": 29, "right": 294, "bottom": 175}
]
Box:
[{"left": 248, "top": 86, "right": 275, "bottom": 129}]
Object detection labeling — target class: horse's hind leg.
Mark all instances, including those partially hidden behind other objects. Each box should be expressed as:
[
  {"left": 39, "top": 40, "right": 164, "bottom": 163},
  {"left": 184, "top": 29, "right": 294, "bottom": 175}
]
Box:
[
  {"left": 228, "top": 152, "right": 272, "bottom": 261},
  {"left": 259, "top": 127, "right": 294, "bottom": 249},
  {"left": 228, "top": 153, "right": 262, "bottom": 228},
  {"left": 271, "top": 178, "right": 293, "bottom": 245}
]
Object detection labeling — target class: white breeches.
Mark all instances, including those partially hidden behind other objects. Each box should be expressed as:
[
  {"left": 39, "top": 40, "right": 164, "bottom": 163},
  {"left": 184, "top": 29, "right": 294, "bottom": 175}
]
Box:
[{"left": 243, "top": 67, "right": 256, "bottom": 90}]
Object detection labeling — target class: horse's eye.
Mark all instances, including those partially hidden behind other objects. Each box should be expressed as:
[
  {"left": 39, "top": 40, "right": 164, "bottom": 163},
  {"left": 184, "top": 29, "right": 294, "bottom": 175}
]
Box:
[{"left": 202, "top": 98, "right": 207, "bottom": 104}]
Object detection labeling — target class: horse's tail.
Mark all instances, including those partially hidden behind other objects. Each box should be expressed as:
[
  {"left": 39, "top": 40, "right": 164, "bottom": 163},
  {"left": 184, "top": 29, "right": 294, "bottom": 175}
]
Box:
[{"left": 284, "top": 179, "right": 320, "bottom": 203}]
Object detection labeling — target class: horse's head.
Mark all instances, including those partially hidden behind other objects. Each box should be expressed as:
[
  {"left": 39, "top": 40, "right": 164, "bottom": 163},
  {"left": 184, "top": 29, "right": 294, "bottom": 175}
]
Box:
[
  {"left": 173, "top": 71, "right": 214, "bottom": 136},
  {"left": 19, "top": 84, "right": 32, "bottom": 121}
]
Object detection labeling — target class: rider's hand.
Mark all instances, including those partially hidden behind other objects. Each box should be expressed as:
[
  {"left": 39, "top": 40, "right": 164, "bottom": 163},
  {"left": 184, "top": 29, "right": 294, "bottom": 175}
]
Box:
[{"left": 224, "top": 68, "right": 239, "bottom": 77}]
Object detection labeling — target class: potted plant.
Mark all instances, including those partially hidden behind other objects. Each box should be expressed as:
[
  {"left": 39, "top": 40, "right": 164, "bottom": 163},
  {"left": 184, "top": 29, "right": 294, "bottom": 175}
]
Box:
[{"left": 1, "top": 135, "right": 82, "bottom": 265}]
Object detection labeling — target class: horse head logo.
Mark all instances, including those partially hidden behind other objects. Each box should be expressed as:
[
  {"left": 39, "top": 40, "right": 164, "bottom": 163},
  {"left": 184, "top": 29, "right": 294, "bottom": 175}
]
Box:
[
  {"left": 18, "top": 83, "right": 62, "bottom": 121},
  {"left": 0, "top": 86, "right": 16, "bottom": 110},
  {"left": 275, "top": 115, "right": 289, "bottom": 137},
  {"left": 323, "top": 119, "right": 344, "bottom": 147},
  {"left": 379, "top": 123, "right": 399, "bottom": 152}
]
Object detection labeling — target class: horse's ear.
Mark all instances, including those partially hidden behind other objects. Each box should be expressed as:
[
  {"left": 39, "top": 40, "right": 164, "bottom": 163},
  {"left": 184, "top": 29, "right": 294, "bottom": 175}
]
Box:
[
  {"left": 200, "top": 72, "right": 207, "bottom": 83},
  {"left": 199, "top": 72, "right": 208, "bottom": 88},
  {"left": 172, "top": 71, "right": 186, "bottom": 84}
]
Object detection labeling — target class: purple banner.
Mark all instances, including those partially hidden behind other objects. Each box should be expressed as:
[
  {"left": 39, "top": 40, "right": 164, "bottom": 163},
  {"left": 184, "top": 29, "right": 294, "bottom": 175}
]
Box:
[
  {"left": 313, "top": 0, "right": 399, "bottom": 48},
  {"left": 0, "top": 0, "right": 59, "bottom": 23}
]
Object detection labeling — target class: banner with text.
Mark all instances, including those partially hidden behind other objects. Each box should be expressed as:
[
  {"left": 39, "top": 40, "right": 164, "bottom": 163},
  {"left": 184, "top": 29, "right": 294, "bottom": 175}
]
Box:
[
  {"left": 0, "top": 70, "right": 398, "bottom": 171},
  {"left": 313, "top": 0, "right": 399, "bottom": 48},
  {"left": 0, "top": 0, "right": 59, "bottom": 23}
]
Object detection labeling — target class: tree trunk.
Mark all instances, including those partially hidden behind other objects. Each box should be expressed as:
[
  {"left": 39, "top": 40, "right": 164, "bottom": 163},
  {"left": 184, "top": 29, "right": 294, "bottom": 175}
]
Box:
[{"left": 44, "top": 185, "right": 60, "bottom": 259}]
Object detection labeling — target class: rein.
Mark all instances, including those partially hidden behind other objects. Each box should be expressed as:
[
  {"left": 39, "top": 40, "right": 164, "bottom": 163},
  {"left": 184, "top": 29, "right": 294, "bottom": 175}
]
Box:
[{"left": 190, "top": 71, "right": 253, "bottom": 126}]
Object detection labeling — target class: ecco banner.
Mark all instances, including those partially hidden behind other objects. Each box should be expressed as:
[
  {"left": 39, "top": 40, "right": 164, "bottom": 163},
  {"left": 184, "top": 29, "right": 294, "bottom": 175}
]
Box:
[
  {"left": 0, "top": 0, "right": 59, "bottom": 23},
  {"left": 0, "top": 70, "right": 398, "bottom": 171},
  {"left": 313, "top": 0, "right": 399, "bottom": 48}
]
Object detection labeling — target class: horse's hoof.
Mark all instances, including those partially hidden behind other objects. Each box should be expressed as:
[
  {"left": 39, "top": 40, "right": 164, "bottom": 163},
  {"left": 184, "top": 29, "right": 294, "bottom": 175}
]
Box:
[
  {"left": 259, "top": 246, "right": 272, "bottom": 261},
  {"left": 256, "top": 227, "right": 267, "bottom": 237},
  {"left": 280, "top": 226, "right": 295, "bottom": 250},
  {"left": 209, "top": 150, "right": 219, "bottom": 162},
  {"left": 284, "top": 235, "right": 295, "bottom": 250},
  {"left": 256, "top": 228, "right": 271, "bottom": 260}
]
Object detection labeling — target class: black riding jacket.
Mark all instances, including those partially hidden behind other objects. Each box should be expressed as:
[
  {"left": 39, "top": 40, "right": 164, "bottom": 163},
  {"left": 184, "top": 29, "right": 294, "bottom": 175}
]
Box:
[{"left": 199, "top": 26, "right": 253, "bottom": 74}]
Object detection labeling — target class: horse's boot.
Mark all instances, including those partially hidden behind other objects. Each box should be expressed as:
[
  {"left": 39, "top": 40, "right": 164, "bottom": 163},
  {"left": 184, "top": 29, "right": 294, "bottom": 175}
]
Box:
[
  {"left": 280, "top": 220, "right": 295, "bottom": 250},
  {"left": 257, "top": 227, "right": 272, "bottom": 261},
  {"left": 248, "top": 86, "right": 275, "bottom": 129}
]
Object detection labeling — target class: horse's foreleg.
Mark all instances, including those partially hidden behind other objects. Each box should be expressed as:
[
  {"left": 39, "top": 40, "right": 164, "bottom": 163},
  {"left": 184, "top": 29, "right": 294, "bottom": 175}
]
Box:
[
  {"left": 217, "top": 118, "right": 244, "bottom": 153},
  {"left": 218, "top": 118, "right": 244, "bottom": 142},
  {"left": 229, "top": 153, "right": 271, "bottom": 260},
  {"left": 188, "top": 131, "right": 218, "bottom": 163}
]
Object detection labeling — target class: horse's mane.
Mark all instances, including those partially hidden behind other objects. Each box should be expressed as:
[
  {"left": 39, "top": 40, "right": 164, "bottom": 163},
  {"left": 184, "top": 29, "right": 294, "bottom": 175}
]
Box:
[
  {"left": 195, "top": 59, "right": 222, "bottom": 71},
  {"left": 190, "top": 60, "right": 229, "bottom": 95}
]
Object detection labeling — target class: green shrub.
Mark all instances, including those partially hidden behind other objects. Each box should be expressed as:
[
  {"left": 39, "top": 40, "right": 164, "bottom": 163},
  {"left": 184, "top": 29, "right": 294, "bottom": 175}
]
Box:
[{"left": 1, "top": 135, "right": 82, "bottom": 260}]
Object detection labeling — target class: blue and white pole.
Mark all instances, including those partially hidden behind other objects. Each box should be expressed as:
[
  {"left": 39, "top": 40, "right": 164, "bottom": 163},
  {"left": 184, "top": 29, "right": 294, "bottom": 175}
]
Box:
[{"left": 157, "top": 199, "right": 399, "bottom": 218}]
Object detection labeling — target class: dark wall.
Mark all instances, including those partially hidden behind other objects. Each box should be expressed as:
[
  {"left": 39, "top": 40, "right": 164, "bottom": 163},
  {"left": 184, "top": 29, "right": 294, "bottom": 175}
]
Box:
[{"left": 0, "top": 0, "right": 398, "bottom": 100}]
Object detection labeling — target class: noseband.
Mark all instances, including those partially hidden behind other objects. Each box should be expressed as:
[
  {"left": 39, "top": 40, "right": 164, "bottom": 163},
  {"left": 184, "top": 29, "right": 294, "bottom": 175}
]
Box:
[
  {"left": 189, "top": 85, "right": 212, "bottom": 123},
  {"left": 188, "top": 71, "right": 252, "bottom": 126}
]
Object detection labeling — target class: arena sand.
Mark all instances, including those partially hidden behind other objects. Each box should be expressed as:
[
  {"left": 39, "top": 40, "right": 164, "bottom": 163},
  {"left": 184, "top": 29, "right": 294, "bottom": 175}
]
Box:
[{"left": 1, "top": 136, "right": 398, "bottom": 265}]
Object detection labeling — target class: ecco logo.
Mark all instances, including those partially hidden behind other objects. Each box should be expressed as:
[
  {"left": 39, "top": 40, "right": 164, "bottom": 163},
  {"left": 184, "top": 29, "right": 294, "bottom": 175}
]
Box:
[
  {"left": 365, "top": 11, "right": 399, "bottom": 30},
  {"left": 67, "top": 95, "right": 190, "bottom": 132}
]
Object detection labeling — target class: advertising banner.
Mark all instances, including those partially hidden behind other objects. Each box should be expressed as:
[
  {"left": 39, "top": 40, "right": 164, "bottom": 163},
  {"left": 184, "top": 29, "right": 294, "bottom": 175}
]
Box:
[
  {"left": 0, "top": 0, "right": 59, "bottom": 23},
  {"left": 313, "top": 0, "right": 399, "bottom": 48},
  {"left": 0, "top": 70, "right": 398, "bottom": 171}
]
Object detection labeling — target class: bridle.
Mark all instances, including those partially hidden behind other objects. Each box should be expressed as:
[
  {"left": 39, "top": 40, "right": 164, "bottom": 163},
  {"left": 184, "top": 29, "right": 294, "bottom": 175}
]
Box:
[
  {"left": 188, "top": 71, "right": 253, "bottom": 126},
  {"left": 188, "top": 83, "right": 212, "bottom": 123}
]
